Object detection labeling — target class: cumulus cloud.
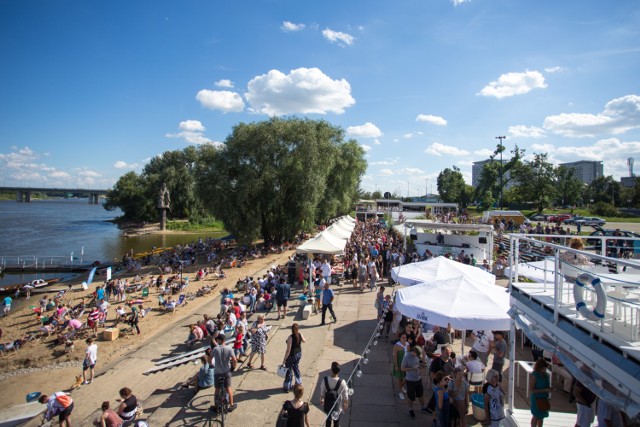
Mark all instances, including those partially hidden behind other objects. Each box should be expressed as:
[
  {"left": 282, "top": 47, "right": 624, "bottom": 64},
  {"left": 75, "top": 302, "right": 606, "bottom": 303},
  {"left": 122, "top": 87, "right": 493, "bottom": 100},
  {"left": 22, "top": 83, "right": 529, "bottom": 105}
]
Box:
[
  {"left": 508, "top": 125, "right": 546, "bottom": 138},
  {"left": 179, "top": 120, "right": 205, "bottom": 132},
  {"left": 474, "top": 148, "right": 494, "bottom": 157},
  {"left": 360, "top": 144, "right": 372, "bottom": 152},
  {"left": 322, "top": 28, "right": 355, "bottom": 46},
  {"left": 452, "top": 0, "right": 470, "bottom": 5},
  {"left": 114, "top": 160, "right": 139, "bottom": 170},
  {"left": 166, "top": 120, "right": 212, "bottom": 144},
  {"left": 425, "top": 142, "right": 470, "bottom": 156},
  {"left": 281, "top": 21, "right": 305, "bottom": 32},
  {"left": 347, "top": 122, "right": 383, "bottom": 138},
  {"left": 369, "top": 159, "right": 398, "bottom": 166},
  {"left": 245, "top": 67, "right": 355, "bottom": 115},
  {"left": 478, "top": 70, "right": 547, "bottom": 99},
  {"left": 379, "top": 169, "right": 394, "bottom": 176},
  {"left": 373, "top": 138, "right": 381, "bottom": 145},
  {"left": 398, "top": 167, "right": 425, "bottom": 175},
  {"left": 215, "top": 79, "right": 234, "bottom": 88},
  {"left": 543, "top": 95, "right": 640, "bottom": 137},
  {"left": 404, "top": 131, "right": 423, "bottom": 139},
  {"left": 196, "top": 89, "right": 245, "bottom": 112},
  {"left": 0, "top": 146, "right": 72, "bottom": 184},
  {"left": 416, "top": 114, "right": 447, "bottom": 126}
]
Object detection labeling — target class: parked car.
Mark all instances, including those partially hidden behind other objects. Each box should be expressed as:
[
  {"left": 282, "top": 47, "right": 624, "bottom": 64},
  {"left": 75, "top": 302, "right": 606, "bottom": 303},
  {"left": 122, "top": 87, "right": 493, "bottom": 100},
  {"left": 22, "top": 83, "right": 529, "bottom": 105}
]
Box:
[
  {"left": 587, "top": 228, "right": 639, "bottom": 254},
  {"left": 562, "top": 216, "right": 586, "bottom": 225},
  {"left": 529, "top": 213, "right": 548, "bottom": 221},
  {"left": 548, "top": 213, "right": 573, "bottom": 223},
  {"left": 574, "top": 217, "right": 606, "bottom": 227}
]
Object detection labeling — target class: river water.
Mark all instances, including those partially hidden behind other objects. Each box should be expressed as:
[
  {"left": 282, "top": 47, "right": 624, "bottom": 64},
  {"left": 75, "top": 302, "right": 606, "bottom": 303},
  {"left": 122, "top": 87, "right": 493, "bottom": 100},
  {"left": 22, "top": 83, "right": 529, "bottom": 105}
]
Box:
[{"left": 0, "top": 199, "right": 224, "bottom": 287}]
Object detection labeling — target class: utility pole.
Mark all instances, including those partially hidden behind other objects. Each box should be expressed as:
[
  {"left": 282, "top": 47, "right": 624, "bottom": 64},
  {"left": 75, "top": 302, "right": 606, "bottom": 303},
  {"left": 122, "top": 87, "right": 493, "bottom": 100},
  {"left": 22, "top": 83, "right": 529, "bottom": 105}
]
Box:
[{"left": 496, "top": 136, "right": 506, "bottom": 210}]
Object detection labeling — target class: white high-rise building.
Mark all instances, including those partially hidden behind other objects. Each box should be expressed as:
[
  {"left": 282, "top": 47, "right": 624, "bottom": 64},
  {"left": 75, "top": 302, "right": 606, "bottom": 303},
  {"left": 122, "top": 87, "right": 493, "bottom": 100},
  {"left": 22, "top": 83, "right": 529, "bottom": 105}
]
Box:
[{"left": 559, "top": 161, "right": 603, "bottom": 185}]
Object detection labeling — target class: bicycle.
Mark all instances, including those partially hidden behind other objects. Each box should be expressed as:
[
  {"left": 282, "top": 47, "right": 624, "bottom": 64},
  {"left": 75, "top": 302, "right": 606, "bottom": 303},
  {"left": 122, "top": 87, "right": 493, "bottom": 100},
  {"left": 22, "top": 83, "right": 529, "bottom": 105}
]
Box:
[{"left": 210, "top": 376, "right": 230, "bottom": 426}]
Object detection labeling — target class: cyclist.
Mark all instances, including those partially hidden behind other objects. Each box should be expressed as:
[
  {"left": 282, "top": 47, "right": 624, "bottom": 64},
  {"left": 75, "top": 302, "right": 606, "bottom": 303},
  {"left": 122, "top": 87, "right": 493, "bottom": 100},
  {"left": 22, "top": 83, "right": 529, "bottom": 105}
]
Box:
[{"left": 210, "top": 334, "right": 238, "bottom": 413}]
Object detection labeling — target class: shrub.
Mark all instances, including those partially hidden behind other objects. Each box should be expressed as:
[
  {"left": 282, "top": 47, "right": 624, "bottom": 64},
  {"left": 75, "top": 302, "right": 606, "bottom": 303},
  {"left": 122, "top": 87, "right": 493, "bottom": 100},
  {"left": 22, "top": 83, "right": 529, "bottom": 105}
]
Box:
[{"left": 590, "top": 202, "right": 618, "bottom": 217}]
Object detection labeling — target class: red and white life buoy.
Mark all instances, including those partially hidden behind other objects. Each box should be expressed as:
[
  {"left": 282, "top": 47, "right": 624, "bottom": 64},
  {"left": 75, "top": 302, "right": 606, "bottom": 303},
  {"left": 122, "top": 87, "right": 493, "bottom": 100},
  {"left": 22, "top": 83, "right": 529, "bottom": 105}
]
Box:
[{"left": 573, "top": 273, "right": 607, "bottom": 322}]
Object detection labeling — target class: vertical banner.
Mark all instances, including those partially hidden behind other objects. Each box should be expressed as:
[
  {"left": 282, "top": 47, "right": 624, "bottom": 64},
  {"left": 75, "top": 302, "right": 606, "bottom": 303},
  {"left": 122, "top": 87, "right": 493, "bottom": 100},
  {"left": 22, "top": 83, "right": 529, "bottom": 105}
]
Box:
[
  {"left": 106, "top": 266, "right": 112, "bottom": 281},
  {"left": 87, "top": 267, "right": 97, "bottom": 285}
]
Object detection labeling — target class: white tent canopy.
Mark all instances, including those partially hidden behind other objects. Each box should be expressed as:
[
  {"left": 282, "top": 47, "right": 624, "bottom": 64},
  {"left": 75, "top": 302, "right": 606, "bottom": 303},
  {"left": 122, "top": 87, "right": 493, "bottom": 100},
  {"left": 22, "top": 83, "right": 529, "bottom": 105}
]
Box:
[
  {"left": 391, "top": 256, "right": 495, "bottom": 287},
  {"left": 297, "top": 230, "right": 347, "bottom": 254},
  {"left": 336, "top": 218, "right": 355, "bottom": 231},
  {"left": 326, "top": 223, "right": 352, "bottom": 240},
  {"left": 395, "top": 276, "right": 511, "bottom": 330}
]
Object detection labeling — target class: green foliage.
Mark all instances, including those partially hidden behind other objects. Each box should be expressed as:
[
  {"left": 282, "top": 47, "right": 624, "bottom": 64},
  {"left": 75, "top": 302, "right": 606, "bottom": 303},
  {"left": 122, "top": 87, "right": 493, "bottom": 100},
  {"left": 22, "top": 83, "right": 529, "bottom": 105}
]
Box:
[
  {"left": 437, "top": 166, "right": 472, "bottom": 208},
  {"left": 511, "top": 153, "right": 556, "bottom": 212},
  {"left": 474, "top": 145, "right": 525, "bottom": 211},
  {"left": 555, "top": 166, "right": 584, "bottom": 207},
  {"left": 590, "top": 202, "right": 619, "bottom": 217},
  {"left": 196, "top": 117, "right": 366, "bottom": 244},
  {"left": 104, "top": 171, "right": 155, "bottom": 221},
  {"left": 166, "top": 216, "right": 225, "bottom": 231}
]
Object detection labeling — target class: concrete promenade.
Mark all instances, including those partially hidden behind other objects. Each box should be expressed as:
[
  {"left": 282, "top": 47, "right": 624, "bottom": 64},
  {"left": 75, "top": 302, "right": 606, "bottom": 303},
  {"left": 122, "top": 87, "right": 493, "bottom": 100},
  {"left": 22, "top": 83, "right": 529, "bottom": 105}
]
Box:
[{"left": 22, "top": 276, "right": 579, "bottom": 427}]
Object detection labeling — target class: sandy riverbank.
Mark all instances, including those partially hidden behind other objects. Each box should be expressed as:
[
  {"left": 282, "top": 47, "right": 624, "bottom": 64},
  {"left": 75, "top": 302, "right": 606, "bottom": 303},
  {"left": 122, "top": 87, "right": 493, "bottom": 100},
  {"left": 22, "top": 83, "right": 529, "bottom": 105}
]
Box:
[{"left": 0, "top": 245, "right": 297, "bottom": 410}]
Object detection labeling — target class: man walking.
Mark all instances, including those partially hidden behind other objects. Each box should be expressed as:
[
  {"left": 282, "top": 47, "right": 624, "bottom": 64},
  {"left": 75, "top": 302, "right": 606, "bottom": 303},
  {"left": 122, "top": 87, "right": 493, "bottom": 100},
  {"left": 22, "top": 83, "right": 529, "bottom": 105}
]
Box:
[
  {"left": 401, "top": 345, "right": 429, "bottom": 418},
  {"left": 320, "top": 282, "right": 337, "bottom": 326},
  {"left": 83, "top": 337, "right": 97, "bottom": 384},
  {"left": 470, "top": 329, "right": 493, "bottom": 366},
  {"left": 210, "top": 334, "right": 238, "bottom": 413},
  {"left": 491, "top": 331, "right": 507, "bottom": 383},
  {"left": 275, "top": 278, "right": 291, "bottom": 319}
]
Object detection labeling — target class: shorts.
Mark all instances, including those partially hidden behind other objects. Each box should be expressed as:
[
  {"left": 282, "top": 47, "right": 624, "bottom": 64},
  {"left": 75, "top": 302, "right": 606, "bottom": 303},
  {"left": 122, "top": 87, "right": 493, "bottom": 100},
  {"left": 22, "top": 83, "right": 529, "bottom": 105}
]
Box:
[
  {"left": 214, "top": 372, "right": 231, "bottom": 388},
  {"left": 58, "top": 402, "right": 74, "bottom": 422},
  {"left": 406, "top": 379, "right": 423, "bottom": 401},
  {"left": 576, "top": 403, "right": 594, "bottom": 427},
  {"left": 83, "top": 360, "right": 95, "bottom": 370},
  {"left": 277, "top": 300, "right": 287, "bottom": 308}
]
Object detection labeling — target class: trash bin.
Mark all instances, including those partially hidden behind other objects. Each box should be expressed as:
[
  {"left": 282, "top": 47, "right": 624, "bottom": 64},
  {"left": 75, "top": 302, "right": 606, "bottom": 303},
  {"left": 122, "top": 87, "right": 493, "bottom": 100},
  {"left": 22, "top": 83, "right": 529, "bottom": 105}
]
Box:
[{"left": 471, "top": 393, "right": 486, "bottom": 421}]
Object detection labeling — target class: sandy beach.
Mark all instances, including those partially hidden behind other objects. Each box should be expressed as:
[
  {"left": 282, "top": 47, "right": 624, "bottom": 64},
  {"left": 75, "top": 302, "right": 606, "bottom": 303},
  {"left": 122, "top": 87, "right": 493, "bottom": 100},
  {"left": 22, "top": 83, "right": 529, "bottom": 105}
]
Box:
[{"left": 0, "top": 240, "right": 297, "bottom": 411}]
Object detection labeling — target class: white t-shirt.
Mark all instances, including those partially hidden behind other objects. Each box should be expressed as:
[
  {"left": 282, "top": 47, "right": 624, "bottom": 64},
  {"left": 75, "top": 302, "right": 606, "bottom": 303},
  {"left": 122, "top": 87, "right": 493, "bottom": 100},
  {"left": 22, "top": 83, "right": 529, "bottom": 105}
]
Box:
[
  {"left": 86, "top": 343, "right": 98, "bottom": 364},
  {"left": 472, "top": 330, "right": 494, "bottom": 353}
]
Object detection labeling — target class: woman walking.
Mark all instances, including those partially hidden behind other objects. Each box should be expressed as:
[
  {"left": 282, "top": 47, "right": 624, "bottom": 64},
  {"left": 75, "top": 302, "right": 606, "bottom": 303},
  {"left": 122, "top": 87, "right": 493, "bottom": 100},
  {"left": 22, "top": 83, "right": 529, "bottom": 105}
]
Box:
[
  {"left": 281, "top": 384, "right": 310, "bottom": 427},
  {"left": 282, "top": 323, "right": 306, "bottom": 392},
  {"left": 448, "top": 367, "right": 469, "bottom": 427},
  {"left": 529, "top": 358, "right": 552, "bottom": 427},
  {"left": 391, "top": 332, "right": 409, "bottom": 399},
  {"left": 434, "top": 372, "right": 451, "bottom": 427},
  {"left": 247, "top": 314, "right": 268, "bottom": 369}
]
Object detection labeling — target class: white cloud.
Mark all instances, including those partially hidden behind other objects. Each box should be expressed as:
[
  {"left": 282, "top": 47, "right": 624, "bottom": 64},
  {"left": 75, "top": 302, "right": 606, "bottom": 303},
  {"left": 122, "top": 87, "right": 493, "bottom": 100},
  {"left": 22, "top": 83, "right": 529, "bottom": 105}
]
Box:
[
  {"left": 478, "top": 70, "right": 547, "bottom": 99},
  {"left": 508, "top": 125, "right": 546, "bottom": 138},
  {"left": 379, "top": 169, "right": 394, "bottom": 176},
  {"left": 322, "top": 28, "right": 355, "bottom": 46},
  {"left": 166, "top": 120, "right": 212, "bottom": 144},
  {"left": 281, "top": 21, "right": 305, "bottom": 32},
  {"left": 196, "top": 89, "right": 245, "bottom": 112},
  {"left": 425, "top": 142, "right": 470, "bottom": 156},
  {"left": 544, "top": 66, "right": 565, "bottom": 74},
  {"left": 543, "top": 95, "right": 640, "bottom": 137},
  {"left": 373, "top": 138, "right": 381, "bottom": 145},
  {"left": 360, "top": 144, "right": 372, "bottom": 152},
  {"left": 77, "top": 169, "right": 101, "bottom": 178},
  {"left": 113, "top": 160, "right": 139, "bottom": 170},
  {"left": 369, "top": 159, "right": 398, "bottom": 166},
  {"left": 215, "top": 79, "right": 234, "bottom": 88},
  {"left": 179, "top": 120, "right": 205, "bottom": 132},
  {"left": 416, "top": 114, "right": 447, "bottom": 126},
  {"left": 452, "top": 0, "right": 470, "bottom": 5},
  {"left": 474, "top": 148, "right": 494, "bottom": 157},
  {"left": 0, "top": 146, "right": 73, "bottom": 184},
  {"left": 347, "top": 122, "right": 383, "bottom": 138},
  {"left": 49, "top": 171, "right": 70, "bottom": 178},
  {"left": 398, "top": 167, "right": 425, "bottom": 175},
  {"left": 245, "top": 67, "right": 355, "bottom": 115},
  {"left": 404, "top": 131, "right": 423, "bottom": 139},
  {"left": 457, "top": 160, "right": 474, "bottom": 167}
]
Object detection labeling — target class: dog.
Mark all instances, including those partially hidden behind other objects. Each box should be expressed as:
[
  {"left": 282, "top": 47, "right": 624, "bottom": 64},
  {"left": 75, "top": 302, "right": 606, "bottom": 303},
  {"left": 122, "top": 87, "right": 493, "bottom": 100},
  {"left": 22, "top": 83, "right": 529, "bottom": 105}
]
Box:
[
  {"left": 64, "top": 340, "right": 75, "bottom": 354},
  {"left": 70, "top": 375, "right": 83, "bottom": 389}
]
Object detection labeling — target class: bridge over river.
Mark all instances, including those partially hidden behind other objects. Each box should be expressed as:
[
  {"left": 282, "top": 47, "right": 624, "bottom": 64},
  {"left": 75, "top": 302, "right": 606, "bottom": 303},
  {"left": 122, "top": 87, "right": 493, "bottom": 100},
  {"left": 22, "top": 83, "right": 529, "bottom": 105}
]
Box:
[{"left": 0, "top": 186, "right": 108, "bottom": 203}]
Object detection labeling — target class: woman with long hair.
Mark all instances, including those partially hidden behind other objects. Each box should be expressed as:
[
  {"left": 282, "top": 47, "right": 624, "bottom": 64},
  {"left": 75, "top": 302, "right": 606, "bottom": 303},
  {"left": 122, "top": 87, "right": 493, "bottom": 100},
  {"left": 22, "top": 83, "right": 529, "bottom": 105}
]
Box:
[
  {"left": 282, "top": 323, "right": 306, "bottom": 392},
  {"left": 281, "top": 384, "right": 310, "bottom": 427},
  {"left": 94, "top": 401, "right": 123, "bottom": 427},
  {"left": 530, "top": 358, "right": 552, "bottom": 427},
  {"left": 247, "top": 314, "right": 268, "bottom": 369},
  {"left": 391, "top": 332, "right": 409, "bottom": 398},
  {"left": 116, "top": 387, "right": 138, "bottom": 423}
]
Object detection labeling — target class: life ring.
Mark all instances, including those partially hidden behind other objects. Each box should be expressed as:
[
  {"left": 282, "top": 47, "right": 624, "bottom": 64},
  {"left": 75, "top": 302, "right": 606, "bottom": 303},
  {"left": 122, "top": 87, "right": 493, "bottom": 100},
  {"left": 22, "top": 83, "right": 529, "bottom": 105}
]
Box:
[{"left": 573, "top": 273, "right": 607, "bottom": 322}]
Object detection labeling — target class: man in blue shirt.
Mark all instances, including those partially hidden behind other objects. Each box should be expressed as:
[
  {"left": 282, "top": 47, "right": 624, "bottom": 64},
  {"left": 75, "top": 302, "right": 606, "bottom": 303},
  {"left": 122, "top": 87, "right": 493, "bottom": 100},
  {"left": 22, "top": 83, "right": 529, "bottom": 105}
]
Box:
[
  {"left": 275, "top": 278, "right": 291, "bottom": 319},
  {"left": 320, "top": 282, "right": 337, "bottom": 325}
]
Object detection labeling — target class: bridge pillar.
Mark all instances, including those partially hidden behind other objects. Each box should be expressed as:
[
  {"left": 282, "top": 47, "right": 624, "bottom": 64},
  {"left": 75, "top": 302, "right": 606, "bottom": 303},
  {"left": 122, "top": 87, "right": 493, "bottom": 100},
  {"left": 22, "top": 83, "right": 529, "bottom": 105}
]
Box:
[
  {"left": 17, "top": 191, "right": 23, "bottom": 202},
  {"left": 88, "top": 193, "right": 99, "bottom": 204},
  {"left": 25, "top": 191, "right": 31, "bottom": 202}
]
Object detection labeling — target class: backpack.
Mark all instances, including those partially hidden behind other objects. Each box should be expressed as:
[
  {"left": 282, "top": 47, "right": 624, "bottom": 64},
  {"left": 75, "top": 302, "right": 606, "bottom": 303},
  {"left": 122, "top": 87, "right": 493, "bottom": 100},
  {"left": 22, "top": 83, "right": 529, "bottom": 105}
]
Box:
[
  {"left": 55, "top": 394, "right": 72, "bottom": 408},
  {"left": 323, "top": 376, "right": 342, "bottom": 413}
]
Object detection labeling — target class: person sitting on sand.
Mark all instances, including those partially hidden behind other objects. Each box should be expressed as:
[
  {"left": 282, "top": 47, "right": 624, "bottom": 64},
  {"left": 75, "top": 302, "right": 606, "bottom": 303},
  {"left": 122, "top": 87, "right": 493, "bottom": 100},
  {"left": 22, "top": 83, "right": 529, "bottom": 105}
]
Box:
[
  {"left": 187, "top": 324, "right": 204, "bottom": 347},
  {"left": 164, "top": 296, "right": 177, "bottom": 312}
]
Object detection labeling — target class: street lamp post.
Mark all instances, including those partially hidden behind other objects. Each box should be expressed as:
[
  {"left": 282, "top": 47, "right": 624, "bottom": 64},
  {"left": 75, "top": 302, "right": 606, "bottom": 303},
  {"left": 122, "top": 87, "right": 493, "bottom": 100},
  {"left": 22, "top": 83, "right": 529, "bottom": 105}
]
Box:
[{"left": 496, "top": 136, "right": 506, "bottom": 210}]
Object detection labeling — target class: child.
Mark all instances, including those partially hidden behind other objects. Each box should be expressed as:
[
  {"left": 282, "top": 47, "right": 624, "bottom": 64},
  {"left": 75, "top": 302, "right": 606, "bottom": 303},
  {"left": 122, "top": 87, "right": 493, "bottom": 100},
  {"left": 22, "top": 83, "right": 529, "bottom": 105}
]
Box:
[
  {"left": 314, "top": 285, "right": 322, "bottom": 311},
  {"left": 234, "top": 324, "right": 245, "bottom": 359}
]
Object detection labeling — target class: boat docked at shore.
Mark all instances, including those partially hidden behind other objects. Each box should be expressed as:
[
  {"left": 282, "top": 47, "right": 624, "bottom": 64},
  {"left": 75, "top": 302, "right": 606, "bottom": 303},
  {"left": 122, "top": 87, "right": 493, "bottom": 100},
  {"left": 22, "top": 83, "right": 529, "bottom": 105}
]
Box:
[{"left": 0, "top": 277, "right": 62, "bottom": 296}]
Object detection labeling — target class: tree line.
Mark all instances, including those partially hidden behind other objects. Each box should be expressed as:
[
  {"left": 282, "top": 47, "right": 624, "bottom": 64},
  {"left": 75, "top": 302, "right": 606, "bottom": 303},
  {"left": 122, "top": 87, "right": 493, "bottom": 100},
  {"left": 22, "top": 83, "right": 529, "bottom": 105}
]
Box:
[
  {"left": 437, "top": 144, "right": 640, "bottom": 213},
  {"left": 104, "top": 117, "right": 367, "bottom": 244}
]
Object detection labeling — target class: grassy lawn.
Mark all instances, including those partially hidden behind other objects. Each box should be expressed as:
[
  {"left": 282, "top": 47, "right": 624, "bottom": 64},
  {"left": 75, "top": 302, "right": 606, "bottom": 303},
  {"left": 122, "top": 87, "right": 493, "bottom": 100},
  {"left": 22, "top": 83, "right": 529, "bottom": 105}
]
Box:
[{"left": 166, "top": 217, "right": 226, "bottom": 232}]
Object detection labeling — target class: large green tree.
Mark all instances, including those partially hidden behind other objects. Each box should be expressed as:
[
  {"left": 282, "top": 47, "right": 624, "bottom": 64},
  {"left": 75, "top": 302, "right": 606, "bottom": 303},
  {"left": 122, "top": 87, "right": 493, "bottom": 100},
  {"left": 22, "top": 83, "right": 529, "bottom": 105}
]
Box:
[
  {"left": 437, "top": 166, "right": 472, "bottom": 208},
  {"left": 511, "top": 153, "right": 556, "bottom": 212},
  {"left": 104, "top": 171, "right": 155, "bottom": 221},
  {"left": 196, "top": 117, "right": 366, "bottom": 244},
  {"left": 555, "top": 165, "right": 584, "bottom": 207},
  {"left": 474, "top": 144, "right": 524, "bottom": 210}
]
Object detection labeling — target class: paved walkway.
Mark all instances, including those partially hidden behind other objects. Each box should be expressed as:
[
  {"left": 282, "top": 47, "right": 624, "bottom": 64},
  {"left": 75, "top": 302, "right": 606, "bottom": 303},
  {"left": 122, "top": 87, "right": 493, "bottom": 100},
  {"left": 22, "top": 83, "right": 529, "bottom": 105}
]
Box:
[{"left": 23, "top": 276, "right": 579, "bottom": 427}]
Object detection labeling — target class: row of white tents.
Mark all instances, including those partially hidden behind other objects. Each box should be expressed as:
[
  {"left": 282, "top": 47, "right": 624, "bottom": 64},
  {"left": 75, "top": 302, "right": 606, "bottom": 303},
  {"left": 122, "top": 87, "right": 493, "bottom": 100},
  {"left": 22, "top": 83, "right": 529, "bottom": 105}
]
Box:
[{"left": 296, "top": 215, "right": 510, "bottom": 334}]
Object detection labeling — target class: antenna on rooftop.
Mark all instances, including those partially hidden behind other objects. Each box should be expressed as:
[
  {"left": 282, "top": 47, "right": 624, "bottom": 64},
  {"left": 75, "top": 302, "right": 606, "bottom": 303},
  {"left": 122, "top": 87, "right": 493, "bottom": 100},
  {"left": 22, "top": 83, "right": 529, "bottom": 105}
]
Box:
[{"left": 629, "top": 157, "right": 635, "bottom": 177}]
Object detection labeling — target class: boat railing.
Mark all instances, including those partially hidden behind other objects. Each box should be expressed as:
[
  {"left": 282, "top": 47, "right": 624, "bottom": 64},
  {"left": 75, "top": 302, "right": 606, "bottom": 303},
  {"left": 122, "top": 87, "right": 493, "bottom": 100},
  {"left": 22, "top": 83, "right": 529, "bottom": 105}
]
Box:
[{"left": 0, "top": 255, "right": 79, "bottom": 270}]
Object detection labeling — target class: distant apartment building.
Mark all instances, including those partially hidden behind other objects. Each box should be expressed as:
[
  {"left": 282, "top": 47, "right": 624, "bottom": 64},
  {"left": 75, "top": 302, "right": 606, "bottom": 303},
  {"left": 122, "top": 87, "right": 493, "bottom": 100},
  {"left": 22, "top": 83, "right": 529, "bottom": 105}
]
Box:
[
  {"left": 471, "top": 158, "right": 513, "bottom": 188},
  {"left": 559, "top": 160, "right": 603, "bottom": 185}
]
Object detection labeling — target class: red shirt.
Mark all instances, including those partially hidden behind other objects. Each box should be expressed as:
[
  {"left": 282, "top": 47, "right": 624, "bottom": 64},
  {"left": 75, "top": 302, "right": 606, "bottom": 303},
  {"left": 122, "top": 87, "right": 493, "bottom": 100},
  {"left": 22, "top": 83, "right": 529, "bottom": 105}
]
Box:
[{"left": 234, "top": 333, "right": 243, "bottom": 349}]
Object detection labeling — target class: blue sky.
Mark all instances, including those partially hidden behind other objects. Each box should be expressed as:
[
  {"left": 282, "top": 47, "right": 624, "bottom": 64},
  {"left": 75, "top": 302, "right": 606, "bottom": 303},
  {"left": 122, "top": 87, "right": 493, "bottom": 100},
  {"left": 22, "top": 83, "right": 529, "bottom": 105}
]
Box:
[{"left": 1, "top": 0, "right": 639, "bottom": 195}]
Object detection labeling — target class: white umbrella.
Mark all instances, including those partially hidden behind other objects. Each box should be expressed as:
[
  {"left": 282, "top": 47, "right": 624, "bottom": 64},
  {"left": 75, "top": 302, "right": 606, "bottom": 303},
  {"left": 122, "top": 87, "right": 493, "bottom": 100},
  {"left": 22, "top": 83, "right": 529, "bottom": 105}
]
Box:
[
  {"left": 395, "top": 276, "right": 511, "bottom": 331},
  {"left": 391, "top": 256, "right": 495, "bottom": 287}
]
